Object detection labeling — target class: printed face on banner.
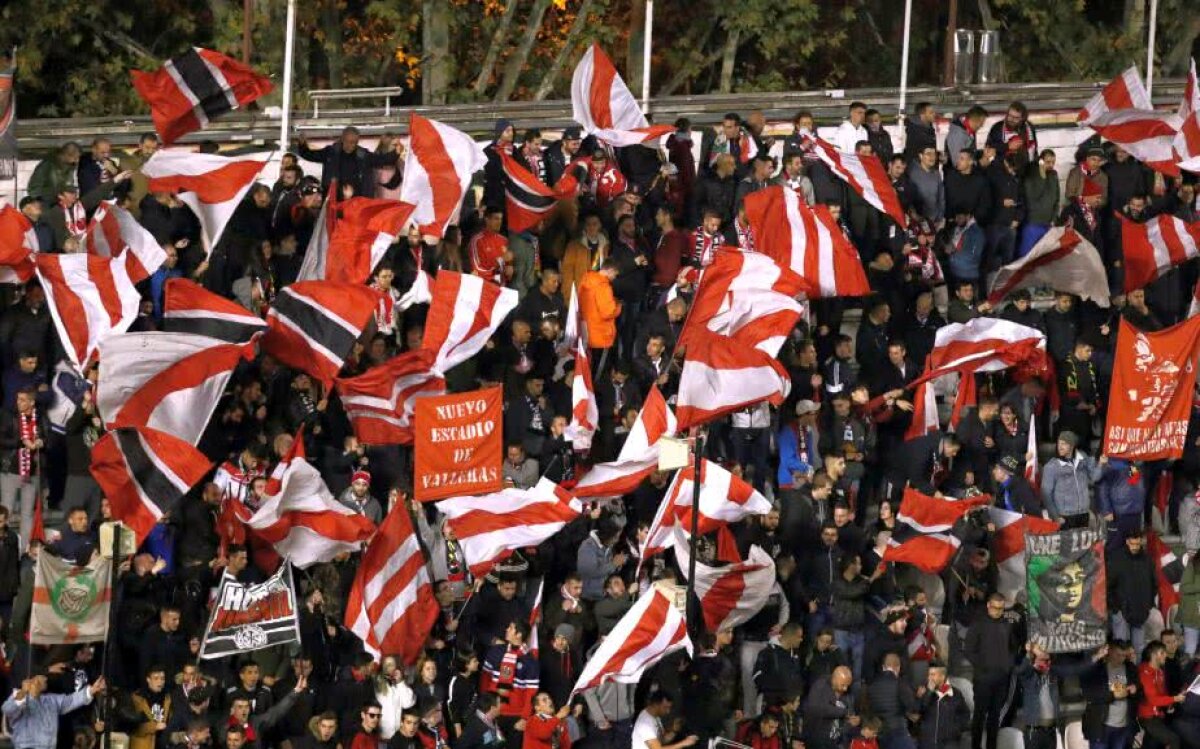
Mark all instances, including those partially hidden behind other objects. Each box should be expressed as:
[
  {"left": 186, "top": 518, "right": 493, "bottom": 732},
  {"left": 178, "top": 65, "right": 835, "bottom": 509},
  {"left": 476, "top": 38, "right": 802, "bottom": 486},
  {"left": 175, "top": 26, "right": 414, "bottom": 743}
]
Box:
[
  {"left": 414, "top": 386, "right": 503, "bottom": 502},
  {"left": 1025, "top": 527, "right": 1107, "bottom": 653},
  {"left": 1129, "top": 332, "right": 1187, "bottom": 423}
]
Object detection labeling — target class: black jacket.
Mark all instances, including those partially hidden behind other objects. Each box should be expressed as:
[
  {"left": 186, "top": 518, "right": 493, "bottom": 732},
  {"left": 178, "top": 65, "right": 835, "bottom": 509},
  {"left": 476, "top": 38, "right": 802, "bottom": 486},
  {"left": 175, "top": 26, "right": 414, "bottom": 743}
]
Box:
[
  {"left": 690, "top": 173, "right": 737, "bottom": 227},
  {"left": 802, "top": 677, "right": 853, "bottom": 749},
  {"left": 963, "top": 614, "right": 1019, "bottom": 678},
  {"left": 0, "top": 407, "right": 49, "bottom": 476},
  {"left": 865, "top": 669, "right": 918, "bottom": 737},
  {"left": 917, "top": 687, "right": 970, "bottom": 748},
  {"left": 295, "top": 143, "right": 395, "bottom": 197},
  {"left": 1080, "top": 659, "right": 1138, "bottom": 740},
  {"left": 1106, "top": 546, "right": 1157, "bottom": 625},
  {"left": 904, "top": 121, "right": 937, "bottom": 163},
  {"left": 943, "top": 168, "right": 992, "bottom": 223},
  {"left": 0, "top": 527, "right": 18, "bottom": 601},
  {"left": 753, "top": 642, "right": 804, "bottom": 704}
]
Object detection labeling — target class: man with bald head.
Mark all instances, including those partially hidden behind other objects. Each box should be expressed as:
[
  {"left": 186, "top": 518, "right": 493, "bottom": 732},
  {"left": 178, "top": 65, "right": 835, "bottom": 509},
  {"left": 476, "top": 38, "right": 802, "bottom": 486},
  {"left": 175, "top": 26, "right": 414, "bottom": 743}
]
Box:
[{"left": 803, "top": 665, "right": 858, "bottom": 749}]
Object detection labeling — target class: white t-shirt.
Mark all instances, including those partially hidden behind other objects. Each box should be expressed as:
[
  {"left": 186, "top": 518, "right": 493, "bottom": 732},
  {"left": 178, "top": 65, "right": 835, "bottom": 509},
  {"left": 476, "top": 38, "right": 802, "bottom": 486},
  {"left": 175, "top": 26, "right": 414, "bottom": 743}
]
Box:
[{"left": 632, "top": 709, "right": 662, "bottom": 748}]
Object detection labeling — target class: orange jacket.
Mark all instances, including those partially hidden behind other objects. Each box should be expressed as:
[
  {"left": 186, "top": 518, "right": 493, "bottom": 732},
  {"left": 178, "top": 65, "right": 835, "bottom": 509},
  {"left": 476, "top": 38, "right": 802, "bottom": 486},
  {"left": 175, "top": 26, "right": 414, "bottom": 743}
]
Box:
[{"left": 578, "top": 271, "right": 620, "bottom": 348}]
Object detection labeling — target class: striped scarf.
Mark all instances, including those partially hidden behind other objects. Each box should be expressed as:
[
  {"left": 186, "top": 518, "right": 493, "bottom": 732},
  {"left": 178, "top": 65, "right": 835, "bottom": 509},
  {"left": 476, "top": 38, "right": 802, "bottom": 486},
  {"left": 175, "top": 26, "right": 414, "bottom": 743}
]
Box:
[
  {"left": 17, "top": 410, "right": 36, "bottom": 480},
  {"left": 61, "top": 200, "right": 86, "bottom": 238}
]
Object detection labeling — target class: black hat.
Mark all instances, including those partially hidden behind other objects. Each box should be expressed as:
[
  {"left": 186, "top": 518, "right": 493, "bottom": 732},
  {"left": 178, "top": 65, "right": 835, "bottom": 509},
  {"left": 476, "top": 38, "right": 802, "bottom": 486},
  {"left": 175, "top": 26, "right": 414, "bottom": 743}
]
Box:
[
  {"left": 998, "top": 454, "right": 1022, "bottom": 474},
  {"left": 18, "top": 196, "right": 42, "bottom": 209}
]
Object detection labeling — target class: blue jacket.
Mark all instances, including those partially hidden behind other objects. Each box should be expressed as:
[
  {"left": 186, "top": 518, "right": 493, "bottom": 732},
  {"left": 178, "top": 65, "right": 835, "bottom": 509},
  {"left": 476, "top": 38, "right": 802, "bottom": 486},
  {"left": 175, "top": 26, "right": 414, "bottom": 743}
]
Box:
[
  {"left": 946, "top": 222, "right": 985, "bottom": 281},
  {"left": 1096, "top": 459, "right": 1146, "bottom": 517},
  {"left": 1013, "top": 654, "right": 1089, "bottom": 726},
  {"left": 3, "top": 687, "right": 93, "bottom": 749},
  {"left": 777, "top": 423, "right": 818, "bottom": 488}
]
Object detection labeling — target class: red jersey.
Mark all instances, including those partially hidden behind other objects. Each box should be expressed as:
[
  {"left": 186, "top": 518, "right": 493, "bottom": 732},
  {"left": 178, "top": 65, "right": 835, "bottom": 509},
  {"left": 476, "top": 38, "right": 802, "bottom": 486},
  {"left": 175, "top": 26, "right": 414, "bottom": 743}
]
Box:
[
  {"left": 1137, "top": 663, "right": 1176, "bottom": 718},
  {"left": 469, "top": 230, "right": 508, "bottom": 284}
]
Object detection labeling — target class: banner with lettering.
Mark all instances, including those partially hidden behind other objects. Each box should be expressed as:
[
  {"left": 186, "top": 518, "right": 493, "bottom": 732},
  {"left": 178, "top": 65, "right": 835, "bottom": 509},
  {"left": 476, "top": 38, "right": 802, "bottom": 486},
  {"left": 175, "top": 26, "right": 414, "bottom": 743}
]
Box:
[
  {"left": 414, "top": 386, "right": 503, "bottom": 502},
  {"left": 1025, "top": 527, "right": 1107, "bottom": 653},
  {"left": 200, "top": 565, "right": 300, "bottom": 659},
  {"left": 1104, "top": 316, "right": 1200, "bottom": 461}
]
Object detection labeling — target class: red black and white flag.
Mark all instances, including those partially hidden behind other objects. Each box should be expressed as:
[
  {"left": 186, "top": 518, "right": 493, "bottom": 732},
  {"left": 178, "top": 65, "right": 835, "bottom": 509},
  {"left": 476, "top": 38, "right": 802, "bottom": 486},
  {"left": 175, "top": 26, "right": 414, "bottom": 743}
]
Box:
[
  {"left": 499, "top": 152, "right": 591, "bottom": 233},
  {"left": 262, "top": 281, "right": 381, "bottom": 386},
  {"left": 141, "top": 150, "right": 266, "bottom": 251},
  {"left": 335, "top": 349, "right": 446, "bottom": 445},
  {"left": 161, "top": 277, "right": 267, "bottom": 343},
  {"left": 131, "top": 47, "right": 273, "bottom": 145},
  {"left": 90, "top": 426, "right": 214, "bottom": 545},
  {"left": 881, "top": 488, "right": 989, "bottom": 573}
]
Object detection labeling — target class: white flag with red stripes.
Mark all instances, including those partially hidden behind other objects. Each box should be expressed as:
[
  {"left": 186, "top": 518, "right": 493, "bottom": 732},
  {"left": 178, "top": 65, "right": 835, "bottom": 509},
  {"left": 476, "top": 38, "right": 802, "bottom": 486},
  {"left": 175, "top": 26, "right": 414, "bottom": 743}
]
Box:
[
  {"left": 0, "top": 205, "right": 37, "bottom": 284},
  {"left": 237, "top": 434, "right": 376, "bottom": 568},
  {"left": 162, "top": 278, "right": 267, "bottom": 343},
  {"left": 1177, "top": 59, "right": 1200, "bottom": 172},
  {"left": 400, "top": 114, "right": 487, "bottom": 238},
  {"left": 301, "top": 197, "right": 415, "bottom": 284},
  {"left": 83, "top": 202, "right": 161, "bottom": 259},
  {"left": 335, "top": 349, "right": 445, "bottom": 445},
  {"left": 1088, "top": 109, "right": 1182, "bottom": 177},
  {"left": 987, "top": 227, "right": 1110, "bottom": 307},
  {"left": 571, "top": 44, "right": 673, "bottom": 148},
  {"left": 802, "top": 135, "right": 907, "bottom": 226},
  {"left": 436, "top": 478, "right": 583, "bottom": 577},
  {"left": 903, "top": 378, "right": 941, "bottom": 441},
  {"left": 344, "top": 496, "right": 439, "bottom": 664},
  {"left": 570, "top": 584, "right": 691, "bottom": 696},
  {"left": 743, "top": 186, "right": 871, "bottom": 298},
  {"left": 676, "top": 329, "right": 789, "bottom": 431},
  {"left": 1078, "top": 66, "right": 1153, "bottom": 125},
  {"left": 673, "top": 531, "right": 775, "bottom": 632},
  {"left": 97, "top": 331, "right": 258, "bottom": 446},
  {"left": 574, "top": 386, "right": 676, "bottom": 498},
  {"left": 564, "top": 339, "right": 598, "bottom": 450},
  {"left": 1025, "top": 413, "right": 1040, "bottom": 487},
  {"left": 923, "top": 318, "right": 1047, "bottom": 380},
  {"left": 262, "top": 281, "right": 382, "bottom": 386},
  {"left": 141, "top": 150, "right": 266, "bottom": 250},
  {"left": 421, "top": 270, "right": 519, "bottom": 375},
  {"left": 36, "top": 242, "right": 166, "bottom": 368},
  {"left": 1119, "top": 212, "right": 1200, "bottom": 293}
]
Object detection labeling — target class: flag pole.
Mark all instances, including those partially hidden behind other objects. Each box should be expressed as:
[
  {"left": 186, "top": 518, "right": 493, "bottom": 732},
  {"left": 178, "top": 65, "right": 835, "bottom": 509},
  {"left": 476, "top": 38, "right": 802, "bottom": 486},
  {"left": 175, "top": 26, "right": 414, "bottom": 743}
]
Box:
[
  {"left": 685, "top": 434, "right": 703, "bottom": 634},
  {"left": 1146, "top": 0, "right": 1159, "bottom": 97},
  {"left": 9, "top": 46, "right": 17, "bottom": 207},
  {"left": 640, "top": 0, "right": 654, "bottom": 115},
  {"left": 100, "top": 522, "right": 122, "bottom": 749},
  {"left": 279, "top": 0, "right": 297, "bottom": 152},
  {"left": 897, "top": 0, "right": 913, "bottom": 123}
]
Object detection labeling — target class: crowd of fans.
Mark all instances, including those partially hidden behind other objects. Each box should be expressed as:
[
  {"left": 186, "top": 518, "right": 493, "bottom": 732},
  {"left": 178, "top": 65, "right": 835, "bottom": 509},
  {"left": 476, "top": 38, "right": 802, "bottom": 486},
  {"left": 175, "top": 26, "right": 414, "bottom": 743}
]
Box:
[{"left": 2, "top": 96, "right": 1200, "bottom": 749}]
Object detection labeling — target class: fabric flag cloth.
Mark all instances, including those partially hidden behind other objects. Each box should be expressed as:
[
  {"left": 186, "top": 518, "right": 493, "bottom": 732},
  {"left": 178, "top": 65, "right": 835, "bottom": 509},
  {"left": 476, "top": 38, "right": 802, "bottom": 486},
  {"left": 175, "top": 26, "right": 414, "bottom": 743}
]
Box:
[
  {"left": 1025, "top": 527, "right": 1108, "bottom": 652},
  {"left": 802, "top": 134, "right": 907, "bottom": 226},
  {"left": 1078, "top": 66, "right": 1153, "bottom": 125},
  {"left": 131, "top": 47, "right": 273, "bottom": 145},
  {"left": 570, "top": 584, "right": 691, "bottom": 696},
  {"left": 0, "top": 57, "right": 14, "bottom": 171},
  {"left": 1191, "top": 277, "right": 1200, "bottom": 319},
  {"left": 336, "top": 349, "right": 445, "bottom": 445},
  {"left": 903, "top": 374, "right": 941, "bottom": 441},
  {"left": 296, "top": 185, "right": 339, "bottom": 283},
  {"left": 988, "top": 506, "right": 1060, "bottom": 602},
  {"left": 345, "top": 497, "right": 439, "bottom": 664},
  {"left": 1104, "top": 316, "right": 1200, "bottom": 461},
  {"left": 1025, "top": 413, "right": 1040, "bottom": 489},
  {"left": 262, "top": 281, "right": 381, "bottom": 386},
  {"left": 574, "top": 385, "right": 676, "bottom": 498},
  {"left": 300, "top": 196, "right": 415, "bottom": 284},
  {"left": 0, "top": 204, "right": 37, "bottom": 265},
  {"left": 89, "top": 427, "right": 213, "bottom": 545},
  {"left": 199, "top": 565, "right": 300, "bottom": 659},
  {"left": 234, "top": 434, "right": 375, "bottom": 568},
  {"left": 988, "top": 227, "right": 1110, "bottom": 306},
  {"left": 421, "top": 270, "right": 519, "bottom": 375},
  {"left": 31, "top": 551, "right": 113, "bottom": 645},
  {"left": 1149, "top": 530, "right": 1186, "bottom": 626},
  {"left": 37, "top": 243, "right": 166, "bottom": 368},
  {"left": 436, "top": 478, "right": 583, "bottom": 577},
  {"left": 743, "top": 186, "right": 870, "bottom": 298},
  {"left": 571, "top": 44, "right": 673, "bottom": 148},
  {"left": 673, "top": 530, "right": 776, "bottom": 632},
  {"left": 564, "top": 339, "right": 598, "bottom": 450},
  {"left": 1119, "top": 212, "right": 1200, "bottom": 292},
  {"left": 882, "top": 489, "right": 990, "bottom": 573},
  {"left": 1087, "top": 109, "right": 1182, "bottom": 177},
  {"left": 500, "top": 151, "right": 556, "bottom": 233},
  {"left": 141, "top": 150, "right": 266, "bottom": 250},
  {"left": 161, "top": 277, "right": 267, "bottom": 343},
  {"left": 400, "top": 114, "right": 487, "bottom": 238},
  {"left": 29, "top": 494, "right": 45, "bottom": 546},
  {"left": 923, "top": 318, "right": 1048, "bottom": 379},
  {"left": 675, "top": 328, "right": 790, "bottom": 431},
  {"left": 82, "top": 202, "right": 161, "bottom": 259},
  {"left": 96, "top": 331, "right": 258, "bottom": 446},
  {"left": 1174, "top": 59, "right": 1200, "bottom": 172}
]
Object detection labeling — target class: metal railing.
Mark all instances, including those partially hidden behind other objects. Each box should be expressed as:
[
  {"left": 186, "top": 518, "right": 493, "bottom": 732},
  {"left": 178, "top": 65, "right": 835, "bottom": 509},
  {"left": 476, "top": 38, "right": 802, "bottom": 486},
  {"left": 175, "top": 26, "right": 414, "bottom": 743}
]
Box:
[{"left": 308, "top": 86, "right": 406, "bottom": 117}]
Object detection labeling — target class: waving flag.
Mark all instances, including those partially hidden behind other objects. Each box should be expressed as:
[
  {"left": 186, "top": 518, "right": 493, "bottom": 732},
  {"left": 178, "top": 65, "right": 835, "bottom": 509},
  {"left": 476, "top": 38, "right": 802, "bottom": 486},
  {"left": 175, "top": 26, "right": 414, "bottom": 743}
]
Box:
[
  {"left": 436, "top": 478, "right": 583, "bottom": 577},
  {"left": 574, "top": 386, "right": 676, "bottom": 498},
  {"left": 97, "top": 332, "right": 258, "bottom": 446},
  {"left": 1149, "top": 530, "right": 1186, "bottom": 625},
  {"left": 421, "top": 270, "right": 519, "bottom": 374},
  {"left": 1088, "top": 110, "right": 1182, "bottom": 177},
  {"left": 335, "top": 349, "right": 445, "bottom": 445},
  {"left": 564, "top": 339, "right": 599, "bottom": 451},
  {"left": 0, "top": 205, "right": 36, "bottom": 265},
  {"left": 300, "top": 196, "right": 415, "bottom": 284},
  {"left": 90, "top": 427, "right": 214, "bottom": 544},
  {"left": 1119, "top": 213, "right": 1200, "bottom": 292},
  {"left": 570, "top": 584, "right": 690, "bottom": 696},
  {"left": 1173, "top": 59, "right": 1200, "bottom": 172},
  {"left": 988, "top": 227, "right": 1109, "bottom": 306},
  {"left": 142, "top": 150, "right": 266, "bottom": 250},
  {"left": 675, "top": 329, "right": 789, "bottom": 430},
  {"left": 400, "top": 114, "right": 486, "bottom": 238},
  {"left": 924, "top": 318, "right": 1047, "bottom": 377},
  {"left": 674, "top": 533, "right": 775, "bottom": 632},
  {"left": 161, "top": 278, "right": 267, "bottom": 343},
  {"left": 83, "top": 202, "right": 162, "bottom": 260},
  {"left": 803, "top": 135, "right": 907, "bottom": 226},
  {"left": 882, "top": 489, "right": 989, "bottom": 572},
  {"left": 1078, "top": 66, "right": 1153, "bottom": 125},
  {"left": 262, "top": 281, "right": 381, "bottom": 385},
  {"left": 571, "top": 44, "right": 673, "bottom": 147},
  {"left": 237, "top": 434, "right": 375, "bottom": 567},
  {"left": 132, "top": 47, "right": 273, "bottom": 145},
  {"left": 903, "top": 378, "right": 941, "bottom": 441},
  {"left": 345, "top": 497, "right": 439, "bottom": 664},
  {"left": 743, "top": 186, "right": 870, "bottom": 298}
]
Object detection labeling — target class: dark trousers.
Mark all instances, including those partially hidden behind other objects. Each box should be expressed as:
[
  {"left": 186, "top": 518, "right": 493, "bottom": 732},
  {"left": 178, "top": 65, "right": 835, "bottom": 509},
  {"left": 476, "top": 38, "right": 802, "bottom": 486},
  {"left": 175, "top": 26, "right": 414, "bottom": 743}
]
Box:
[
  {"left": 1140, "top": 717, "right": 1181, "bottom": 749},
  {"left": 732, "top": 427, "right": 770, "bottom": 492},
  {"left": 970, "top": 672, "right": 1010, "bottom": 749},
  {"left": 1088, "top": 724, "right": 1131, "bottom": 749},
  {"left": 1061, "top": 513, "right": 1090, "bottom": 529},
  {"left": 1023, "top": 726, "right": 1056, "bottom": 749}
]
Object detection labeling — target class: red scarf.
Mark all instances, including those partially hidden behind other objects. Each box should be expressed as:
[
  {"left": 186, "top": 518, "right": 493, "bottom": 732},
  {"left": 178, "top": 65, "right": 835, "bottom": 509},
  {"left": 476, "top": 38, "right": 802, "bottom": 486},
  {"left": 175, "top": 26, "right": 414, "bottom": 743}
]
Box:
[
  {"left": 958, "top": 116, "right": 977, "bottom": 137},
  {"left": 18, "top": 410, "right": 36, "bottom": 480},
  {"left": 736, "top": 217, "right": 756, "bottom": 253},
  {"left": 690, "top": 228, "right": 721, "bottom": 267},
  {"left": 373, "top": 285, "right": 397, "bottom": 333},
  {"left": 61, "top": 201, "right": 86, "bottom": 237}
]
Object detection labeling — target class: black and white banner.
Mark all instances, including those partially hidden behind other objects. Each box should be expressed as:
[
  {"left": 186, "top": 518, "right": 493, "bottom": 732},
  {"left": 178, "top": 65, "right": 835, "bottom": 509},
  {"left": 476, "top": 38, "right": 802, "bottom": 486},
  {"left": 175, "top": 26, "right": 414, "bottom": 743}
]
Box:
[{"left": 200, "top": 565, "right": 301, "bottom": 659}]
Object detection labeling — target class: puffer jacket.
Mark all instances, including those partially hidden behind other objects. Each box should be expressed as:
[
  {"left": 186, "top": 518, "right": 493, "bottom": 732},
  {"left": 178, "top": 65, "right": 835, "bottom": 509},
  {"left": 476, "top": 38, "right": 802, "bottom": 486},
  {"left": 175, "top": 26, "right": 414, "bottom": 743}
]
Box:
[
  {"left": 830, "top": 575, "right": 869, "bottom": 630},
  {"left": 1040, "top": 452, "right": 1102, "bottom": 519}
]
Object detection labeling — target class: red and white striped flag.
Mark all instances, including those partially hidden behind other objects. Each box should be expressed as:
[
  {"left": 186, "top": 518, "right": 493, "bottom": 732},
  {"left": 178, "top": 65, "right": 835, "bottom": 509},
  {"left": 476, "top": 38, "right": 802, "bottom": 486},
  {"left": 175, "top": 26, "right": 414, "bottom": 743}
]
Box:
[
  {"left": 1176, "top": 59, "right": 1200, "bottom": 171},
  {"left": 802, "top": 135, "right": 907, "bottom": 226},
  {"left": 83, "top": 202, "right": 161, "bottom": 259},
  {"left": 421, "top": 270, "right": 519, "bottom": 375},
  {"left": 236, "top": 433, "right": 376, "bottom": 568},
  {"left": 141, "top": 150, "right": 266, "bottom": 250},
  {"left": 743, "top": 186, "right": 871, "bottom": 298},
  {"left": 0, "top": 204, "right": 38, "bottom": 265},
  {"left": 570, "top": 584, "right": 690, "bottom": 696},
  {"left": 574, "top": 386, "right": 676, "bottom": 498},
  {"left": 345, "top": 497, "right": 439, "bottom": 664},
  {"left": 528, "top": 579, "right": 544, "bottom": 657},
  {"left": 675, "top": 329, "right": 789, "bottom": 431},
  {"left": 400, "top": 114, "right": 487, "bottom": 238},
  {"left": 903, "top": 378, "right": 940, "bottom": 441},
  {"left": 1119, "top": 212, "right": 1200, "bottom": 293},
  {"left": 262, "top": 281, "right": 382, "bottom": 386},
  {"left": 1088, "top": 110, "right": 1182, "bottom": 177},
  {"left": 673, "top": 532, "right": 775, "bottom": 632},
  {"left": 988, "top": 227, "right": 1110, "bottom": 307},
  {"left": 97, "top": 331, "right": 258, "bottom": 446},
  {"left": 1078, "top": 66, "right": 1153, "bottom": 125},
  {"left": 882, "top": 489, "right": 989, "bottom": 573},
  {"left": 37, "top": 242, "right": 166, "bottom": 368},
  {"left": 161, "top": 278, "right": 267, "bottom": 343},
  {"left": 308, "top": 197, "right": 415, "bottom": 284},
  {"left": 989, "top": 506, "right": 1059, "bottom": 602},
  {"left": 571, "top": 44, "right": 673, "bottom": 148},
  {"left": 1025, "top": 413, "right": 1040, "bottom": 488},
  {"left": 925, "top": 318, "right": 1047, "bottom": 378},
  {"left": 436, "top": 478, "right": 583, "bottom": 577},
  {"left": 564, "top": 338, "right": 598, "bottom": 450},
  {"left": 335, "top": 349, "right": 445, "bottom": 445}
]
